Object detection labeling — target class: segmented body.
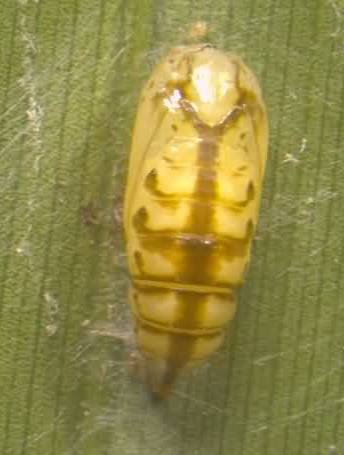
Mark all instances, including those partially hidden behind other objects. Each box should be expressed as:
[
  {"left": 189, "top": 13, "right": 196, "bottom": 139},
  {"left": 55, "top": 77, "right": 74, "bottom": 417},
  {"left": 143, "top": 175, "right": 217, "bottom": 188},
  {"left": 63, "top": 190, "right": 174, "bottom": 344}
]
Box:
[{"left": 124, "top": 44, "right": 268, "bottom": 398}]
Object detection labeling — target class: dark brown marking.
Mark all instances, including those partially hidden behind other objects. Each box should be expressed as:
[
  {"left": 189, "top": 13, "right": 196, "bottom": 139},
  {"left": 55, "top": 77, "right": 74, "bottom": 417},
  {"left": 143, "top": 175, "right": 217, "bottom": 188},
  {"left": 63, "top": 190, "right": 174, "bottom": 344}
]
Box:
[
  {"left": 137, "top": 228, "right": 250, "bottom": 259},
  {"left": 144, "top": 168, "right": 182, "bottom": 205},
  {"left": 246, "top": 219, "right": 254, "bottom": 235},
  {"left": 176, "top": 233, "right": 218, "bottom": 248},
  {"left": 144, "top": 168, "right": 158, "bottom": 193},
  {"left": 133, "top": 206, "right": 148, "bottom": 231},
  {"left": 161, "top": 92, "right": 249, "bottom": 371},
  {"left": 247, "top": 180, "right": 255, "bottom": 202},
  {"left": 134, "top": 250, "right": 144, "bottom": 273}
]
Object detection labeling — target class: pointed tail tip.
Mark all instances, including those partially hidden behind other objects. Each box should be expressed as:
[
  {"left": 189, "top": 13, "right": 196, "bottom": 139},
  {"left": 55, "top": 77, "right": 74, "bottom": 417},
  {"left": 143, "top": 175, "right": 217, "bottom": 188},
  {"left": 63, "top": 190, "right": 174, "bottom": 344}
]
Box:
[
  {"left": 144, "top": 358, "right": 180, "bottom": 401},
  {"left": 129, "top": 352, "right": 181, "bottom": 400},
  {"left": 149, "top": 381, "right": 174, "bottom": 402}
]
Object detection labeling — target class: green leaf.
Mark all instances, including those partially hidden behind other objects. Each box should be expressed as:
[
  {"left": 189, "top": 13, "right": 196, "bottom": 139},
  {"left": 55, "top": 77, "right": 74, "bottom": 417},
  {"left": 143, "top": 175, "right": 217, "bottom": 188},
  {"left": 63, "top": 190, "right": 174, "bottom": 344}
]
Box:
[{"left": 0, "top": 1, "right": 343, "bottom": 454}]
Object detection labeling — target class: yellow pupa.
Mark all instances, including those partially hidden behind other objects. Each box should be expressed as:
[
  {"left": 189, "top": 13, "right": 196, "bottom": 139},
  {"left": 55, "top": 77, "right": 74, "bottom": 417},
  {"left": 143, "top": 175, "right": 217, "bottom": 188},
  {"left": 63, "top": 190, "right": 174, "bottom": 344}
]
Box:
[{"left": 124, "top": 44, "right": 268, "bottom": 398}]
